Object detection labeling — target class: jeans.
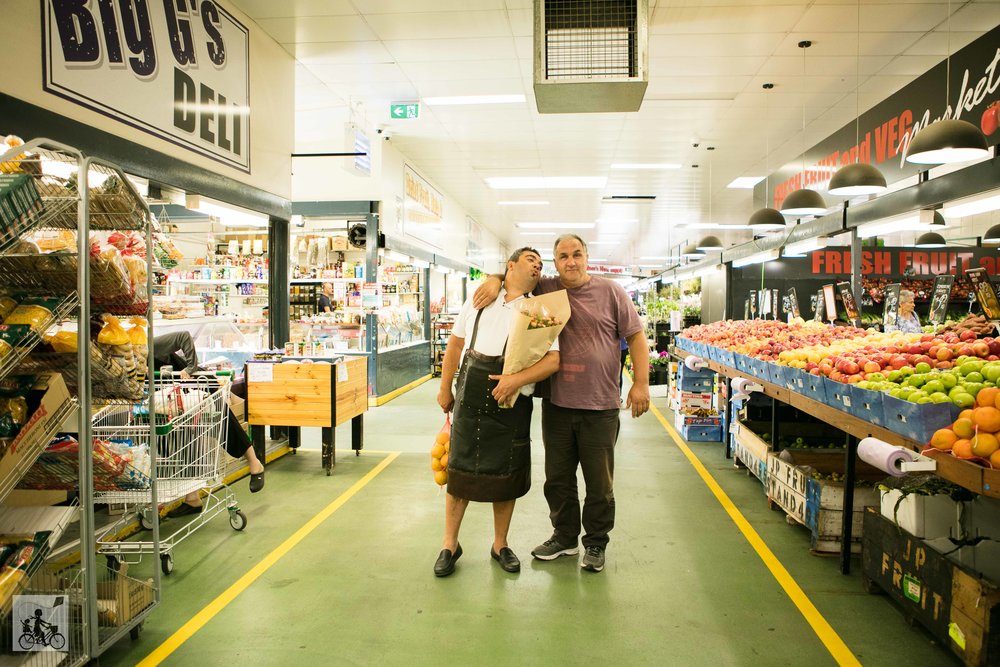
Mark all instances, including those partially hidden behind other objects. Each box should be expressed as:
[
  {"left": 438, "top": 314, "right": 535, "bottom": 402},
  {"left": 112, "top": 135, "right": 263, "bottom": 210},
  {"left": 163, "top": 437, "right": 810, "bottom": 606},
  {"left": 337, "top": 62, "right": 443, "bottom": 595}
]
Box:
[{"left": 541, "top": 400, "right": 620, "bottom": 549}]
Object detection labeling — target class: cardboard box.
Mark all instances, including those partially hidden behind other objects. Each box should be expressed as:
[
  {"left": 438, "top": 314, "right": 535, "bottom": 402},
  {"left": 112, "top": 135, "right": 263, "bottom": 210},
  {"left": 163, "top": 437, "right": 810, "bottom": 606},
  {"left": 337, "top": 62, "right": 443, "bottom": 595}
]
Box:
[
  {"left": 670, "top": 391, "right": 713, "bottom": 411},
  {"left": 880, "top": 489, "right": 960, "bottom": 540},
  {"left": 96, "top": 566, "right": 154, "bottom": 627}
]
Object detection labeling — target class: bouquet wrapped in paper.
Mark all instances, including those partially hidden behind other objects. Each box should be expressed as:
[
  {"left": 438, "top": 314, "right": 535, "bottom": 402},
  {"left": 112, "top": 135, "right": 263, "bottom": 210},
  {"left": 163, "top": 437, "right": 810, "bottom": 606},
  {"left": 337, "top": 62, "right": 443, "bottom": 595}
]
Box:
[{"left": 500, "top": 290, "right": 570, "bottom": 406}]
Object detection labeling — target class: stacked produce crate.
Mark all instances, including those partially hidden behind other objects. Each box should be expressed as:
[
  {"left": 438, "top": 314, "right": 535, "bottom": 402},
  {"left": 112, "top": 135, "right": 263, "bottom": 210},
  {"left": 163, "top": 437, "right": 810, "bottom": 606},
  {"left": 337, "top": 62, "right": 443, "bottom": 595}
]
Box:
[{"left": 671, "top": 363, "right": 721, "bottom": 441}]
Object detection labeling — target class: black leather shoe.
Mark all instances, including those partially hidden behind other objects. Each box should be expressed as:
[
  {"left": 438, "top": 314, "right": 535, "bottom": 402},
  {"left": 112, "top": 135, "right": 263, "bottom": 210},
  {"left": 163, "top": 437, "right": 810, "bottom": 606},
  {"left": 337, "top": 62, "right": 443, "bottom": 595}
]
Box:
[
  {"left": 249, "top": 471, "right": 265, "bottom": 493},
  {"left": 166, "top": 502, "right": 202, "bottom": 519},
  {"left": 490, "top": 547, "right": 521, "bottom": 573},
  {"left": 434, "top": 544, "right": 462, "bottom": 577}
]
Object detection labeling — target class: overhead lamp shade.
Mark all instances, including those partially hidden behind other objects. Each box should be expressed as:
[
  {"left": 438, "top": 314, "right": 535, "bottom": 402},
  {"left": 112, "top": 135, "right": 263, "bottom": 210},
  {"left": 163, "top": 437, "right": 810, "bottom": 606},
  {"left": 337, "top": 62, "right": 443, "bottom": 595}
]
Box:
[
  {"left": 748, "top": 207, "right": 787, "bottom": 230},
  {"left": 695, "top": 235, "right": 723, "bottom": 251},
  {"left": 905, "top": 119, "right": 990, "bottom": 165},
  {"left": 914, "top": 231, "right": 947, "bottom": 248},
  {"left": 828, "top": 162, "right": 887, "bottom": 195},
  {"left": 931, "top": 210, "right": 946, "bottom": 227},
  {"left": 779, "top": 188, "right": 827, "bottom": 216},
  {"left": 983, "top": 224, "right": 1000, "bottom": 244},
  {"left": 682, "top": 244, "right": 705, "bottom": 258}
]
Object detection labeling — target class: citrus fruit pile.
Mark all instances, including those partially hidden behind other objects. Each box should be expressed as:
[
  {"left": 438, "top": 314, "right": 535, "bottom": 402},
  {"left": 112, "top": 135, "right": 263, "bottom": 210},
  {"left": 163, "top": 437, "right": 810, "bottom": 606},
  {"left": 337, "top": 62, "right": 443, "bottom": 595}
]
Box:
[
  {"left": 431, "top": 430, "right": 450, "bottom": 486},
  {"left": 929, "top": 386, "right": 1000, "bottom": 466}
]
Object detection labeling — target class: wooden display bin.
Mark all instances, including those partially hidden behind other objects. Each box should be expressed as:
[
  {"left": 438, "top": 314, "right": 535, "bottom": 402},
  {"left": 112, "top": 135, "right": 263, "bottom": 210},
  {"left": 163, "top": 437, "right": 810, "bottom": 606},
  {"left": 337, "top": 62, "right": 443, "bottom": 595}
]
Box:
[
  {"left": 766, "top": 450, "right": 883, "bottom": 554},
  {"left": 862, "top": 509, "right": 1000, "bottom": 666},
  {"left": 732, "top": 421, "right": 769, "bottom": 485},
  {"left": 247, "top": 357, "right": 368, "bottom": 475}
]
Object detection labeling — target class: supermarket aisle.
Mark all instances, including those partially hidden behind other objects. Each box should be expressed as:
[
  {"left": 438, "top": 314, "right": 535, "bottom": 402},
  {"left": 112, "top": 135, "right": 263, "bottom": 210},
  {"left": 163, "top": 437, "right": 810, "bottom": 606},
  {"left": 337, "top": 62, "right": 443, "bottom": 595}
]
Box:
[{"left": 100, "top": 382, "right": 956, "bottom": 666}]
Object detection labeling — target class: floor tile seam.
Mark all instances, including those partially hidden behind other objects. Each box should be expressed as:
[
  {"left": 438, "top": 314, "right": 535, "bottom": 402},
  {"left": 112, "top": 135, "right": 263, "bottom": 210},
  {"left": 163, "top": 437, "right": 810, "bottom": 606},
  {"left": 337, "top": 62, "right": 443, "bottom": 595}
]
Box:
[{"left": 648, "top": 403, "right": 862, "bottom": 667}]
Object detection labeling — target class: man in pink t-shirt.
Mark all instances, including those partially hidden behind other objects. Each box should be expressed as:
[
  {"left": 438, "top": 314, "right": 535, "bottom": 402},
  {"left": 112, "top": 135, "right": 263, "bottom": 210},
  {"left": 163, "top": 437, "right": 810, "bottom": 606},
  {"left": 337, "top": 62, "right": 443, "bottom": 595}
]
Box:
[{"left": 476, "top": 235, "right": 650, "bottom": 572}]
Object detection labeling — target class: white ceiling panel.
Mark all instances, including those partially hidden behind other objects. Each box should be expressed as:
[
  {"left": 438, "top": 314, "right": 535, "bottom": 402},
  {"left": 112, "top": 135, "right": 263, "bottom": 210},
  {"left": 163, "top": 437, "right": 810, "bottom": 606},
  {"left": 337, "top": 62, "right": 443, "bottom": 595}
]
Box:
[
  {"left": 254, "top": 16, "right": 377, "bottom": 43},
  {"left": 361, "top": 0, "right": 507, "bottom": 12},
  {"left": 285, "top": 41, "right": 395, "bottom": 65},
  {"left": 864, "top": 3, "right": 949, "bottom": 33},
  {"left": 384, "top": 37, "right": 519, "bottom": 62},
  {"left": 649, "top": 56, "right": 767, "bottom": 77},
  {"left": 308, "top": 63, "right": 411, "bottom": 84},
  {"left": 232, "top": 0, "right": 356, "bottom": 20},
  {"left": 415, "top": 79, "right": 527, "bottom": 98},
  {"left": 506, "top": 9, "right": 533, "bottom": 36},
  {"left": 877, "top": 54, "right": 946, "bottom": 77},
  {"left": 365, "top": 11, "right": 516, "bottom": 41},
  {"left": 399, "top": 59, "right": 523, "bottom": 81},
  {"left": 651, "top": 5, "right": 806, "bottom": 34},
  {"left": 648, "top": 33, "right": 784, "bottom": 58}
]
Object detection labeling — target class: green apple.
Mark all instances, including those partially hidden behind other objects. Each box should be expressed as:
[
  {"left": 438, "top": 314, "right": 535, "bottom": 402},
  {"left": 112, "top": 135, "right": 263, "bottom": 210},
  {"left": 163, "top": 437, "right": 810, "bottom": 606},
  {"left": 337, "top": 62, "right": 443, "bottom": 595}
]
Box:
[
  {"left": 887, "top": 370, "right": 902, "bottom": 383},
  {"left": 930, "top": 392, "right": 952, "bottom": 403},
  {"left": 917, "top": 397, "right": 933, "bottom": 404},
  {"left": 915, "top": 362, "right": 932, "bottom": 374},
  {"left": 923, "top": 380, "right": 945, "bottom": 394},
  {"left": 964, "top": 382, "right": 985, "bottom": 397},
  {"left": 889, "top": 388, "right": 903, "bottom": 399},
  {"left": 867, "top": 372, "right": 886, "bottom": 383},
  {"left": 953, "top": 392, "right": 976, "bottom": 408},
  {"left": 907, "top": 391, "right": 927, "bottom": 403},
  {"left": 960, "top": 360, "right": 986, "bottom": 376},
  {"left": 984, "top": 364, "right": 1000, "bottom": 383},
  {"left": 940, "top": 373, "right": 958, "bottom": 389},
  {"left": 899, "top": 367, "right": 914, "bottom": 377},
  {"left": 966, "top": 371, "right": 985, "bottom": 384}
]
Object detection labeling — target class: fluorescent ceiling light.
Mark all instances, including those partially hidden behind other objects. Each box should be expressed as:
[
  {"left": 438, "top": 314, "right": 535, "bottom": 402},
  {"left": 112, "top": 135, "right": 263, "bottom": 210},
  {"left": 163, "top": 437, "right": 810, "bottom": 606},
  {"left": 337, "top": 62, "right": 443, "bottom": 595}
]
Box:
[
  {"left": 187, "top": 195, "right": 268, "bottom": 228},
  {"left": 423, "top": 94, "right": 526, "bottom": 106},
  {"left": 588, "top": 241, "right": 619, "bottom": 245},
  {"left": 412, "top": 259, "right": 431, "bottom": 269},
  {"left": 610, "top": 163, "right": 681, "bottom": 170},
  {"left": 679, "top": 223, "right": 757, "bottom": 230},
  {"left": 783, "top": 237, "right": 827, "bottom": 257},
  {"left": 498, "top": 200, "right": 549, "bottom": 206},
  {"left": 732, "top": 249, "right": 780, "bottom": 268},
  {"left": 435, "top": 266, "right": 451, "bottom": 274},
  {"left": 728, "top": 176, "right": 765, "bottom": 189},
  {"left": 486, "top": 176, "right": 607, "bottom": 190},
  {"left": 596, "top": 218, "right": 639, "bottom": 224},
  {"left": 941, "top": 194, "right": 1000, "bottom": 218},
  {"left": 640, "top": 256, "right": 670, "bottom": 260},
  {"left": 856, "top": 217, "right": 923, "bottom": 239},
  {"left": 516, "top": 222, "right": 596, "bottom": 229},
  {"left": 387, "top": 250, "right": 411, "bottom": 263},
  {"left": 519, "top": 231, "right": 557, "bottom": 236}
]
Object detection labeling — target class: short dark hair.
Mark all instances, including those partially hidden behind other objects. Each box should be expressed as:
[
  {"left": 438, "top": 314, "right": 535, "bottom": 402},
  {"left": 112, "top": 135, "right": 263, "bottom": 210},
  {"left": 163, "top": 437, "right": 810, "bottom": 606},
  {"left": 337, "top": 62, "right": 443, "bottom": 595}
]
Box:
[
  {"left": 553, "top": 234, "right": 588, "bottom": 256},
  {"left": 508, "top": 247, "right": 541, "bottom": 263}
]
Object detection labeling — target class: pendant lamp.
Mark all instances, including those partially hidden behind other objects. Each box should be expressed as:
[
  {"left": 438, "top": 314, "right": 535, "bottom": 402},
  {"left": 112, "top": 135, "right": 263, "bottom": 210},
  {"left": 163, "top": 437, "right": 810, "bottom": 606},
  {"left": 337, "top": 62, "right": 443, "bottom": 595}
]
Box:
[
  {"left": 748, "top": 84, "right": 786, "bottom": 229},
  {"left": 780, "top": 41, "right": 827, "bottom": 216},
  {"left": 904, "top": 0, "right": 990, "bottom": 165},
  {"left": 828, "top": 0, "right": 887, "bottom": 196},
  {"left": 682, "top": 244, "right": 705, "bottom": 259},
  {"left": 914, "top": 231, "right": 947, "bottom": 248},
  {"left": 695, "top": 235, "right": 723, "bottom": 251},
  {"left": 982, "top": 224, "right": 1000, "bottom": 245}
]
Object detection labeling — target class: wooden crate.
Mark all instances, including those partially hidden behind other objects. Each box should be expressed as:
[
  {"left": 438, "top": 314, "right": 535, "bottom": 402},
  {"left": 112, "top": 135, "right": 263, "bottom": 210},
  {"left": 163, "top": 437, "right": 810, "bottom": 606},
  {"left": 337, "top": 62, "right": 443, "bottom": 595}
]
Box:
[
  {"left": 732, "top": 421, "right": 769, "bottom": 484},
  {"left": 766, "top": 450, "right": 882, "bottom": 554},
  {"left": 862, "top": 509, "right": 1000, "bottom": 666},
  {"left": 247, "top": 357, "right": 367, "bottom": 428}
]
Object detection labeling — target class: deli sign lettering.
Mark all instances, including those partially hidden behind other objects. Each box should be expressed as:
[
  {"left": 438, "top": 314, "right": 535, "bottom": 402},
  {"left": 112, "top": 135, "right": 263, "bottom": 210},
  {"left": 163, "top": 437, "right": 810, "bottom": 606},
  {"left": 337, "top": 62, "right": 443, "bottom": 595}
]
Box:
[{"left": 42, "top": 0, "right": 251, "bottom": 172}]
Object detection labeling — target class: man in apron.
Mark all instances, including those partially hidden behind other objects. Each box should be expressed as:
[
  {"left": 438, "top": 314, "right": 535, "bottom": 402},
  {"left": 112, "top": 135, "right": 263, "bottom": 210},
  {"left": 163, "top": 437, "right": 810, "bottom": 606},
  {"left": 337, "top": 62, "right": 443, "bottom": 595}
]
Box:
[{"left": 434, "top": 247, "right": 561, "bottom": 577}]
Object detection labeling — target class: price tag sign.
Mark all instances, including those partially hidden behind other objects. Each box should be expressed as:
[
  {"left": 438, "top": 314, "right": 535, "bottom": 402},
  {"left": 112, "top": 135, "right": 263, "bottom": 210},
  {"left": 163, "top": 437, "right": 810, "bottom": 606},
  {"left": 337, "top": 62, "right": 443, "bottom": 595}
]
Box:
[
  {"left": 760, "top": 289, "right": 772, "bottom": 318},
  {"left": 836, "top": 282, "right": 859, "bottom": 323},
  {"left": 823, "top": 284, "right": 837, "bottom": 323},
  {"left": 814, "top": 289, "right": 825, "bottom": 322},
  {"left": 748, "top": 290, "right": 758, "bottom": 319},
  {"left": 928, "top": 274, "right": 955, "bottom": 325},
  {"left": 966, "top": 268, "right": 1000, "bottom": 320},
  {"left": 882, "top": 283, "right": 901, "bottom": 330},
  {"left": 744, "top": 299, "right": 750, "bottom": 320},
  {"left": 786, "top": 288, "right": 801, "bottom": 319}
]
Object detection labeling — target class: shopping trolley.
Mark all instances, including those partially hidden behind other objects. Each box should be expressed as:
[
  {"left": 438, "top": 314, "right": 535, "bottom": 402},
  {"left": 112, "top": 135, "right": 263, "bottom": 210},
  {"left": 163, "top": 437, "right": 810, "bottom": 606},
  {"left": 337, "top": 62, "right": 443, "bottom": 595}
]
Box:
[{"left": 93, "top": 374, "right": 247, "bottom": 575}]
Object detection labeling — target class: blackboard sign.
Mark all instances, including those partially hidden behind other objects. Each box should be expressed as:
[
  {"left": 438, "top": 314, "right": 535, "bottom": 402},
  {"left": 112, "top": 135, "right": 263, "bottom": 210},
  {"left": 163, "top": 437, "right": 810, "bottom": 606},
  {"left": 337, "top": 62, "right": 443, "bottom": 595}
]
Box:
[
  {"left": 836, "top": 282, "right": 859, "bottom": 323},
  {"left": 814, "top": 289, "right": 825, "bottom": 321},
  {"left": 748, "top": 290, "right": 758, "bottom": 318},
  {"left": 928, "top": 275, "right": 955, "bottom": 325},
  {"left": 882, "top": 283, "right": 901, "bottom": 330},
  {"left": 787, "top": 287, "right": 800, "bottom": 319},
  {"left": 967, "top": 268, "right": 1000, "bottom": 320}
]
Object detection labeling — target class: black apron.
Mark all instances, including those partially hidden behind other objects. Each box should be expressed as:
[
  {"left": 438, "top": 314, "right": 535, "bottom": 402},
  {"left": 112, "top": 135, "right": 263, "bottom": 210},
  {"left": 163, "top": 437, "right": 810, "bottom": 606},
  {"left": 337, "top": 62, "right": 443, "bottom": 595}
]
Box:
[{"left": 447, "top": 308, "right": 532, "bottom": 502}]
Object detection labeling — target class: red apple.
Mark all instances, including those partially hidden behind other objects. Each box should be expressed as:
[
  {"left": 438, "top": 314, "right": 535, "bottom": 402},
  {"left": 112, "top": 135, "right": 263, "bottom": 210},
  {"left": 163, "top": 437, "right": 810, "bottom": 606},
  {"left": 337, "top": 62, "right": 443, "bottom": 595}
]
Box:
[
  {"left": 890, "top": 356, "right": 909, "bottom": 370},
  {"left": 935, "top": 360, "right": 954, "bottom": 369},
  {"left": 937, "top": 347, "right": 954, "bottom": 361},
  {"left": 863, "top": 361, "right": 881, "bottom": 374},
  {"left": 973, "top": 342, "right": 991, "bottom": 357},
  {"left": 959, "top": 344, "right": 975, "bottom": 357},
  {"left": 960, "top": 330, "right": 978, "bottom": 342}
]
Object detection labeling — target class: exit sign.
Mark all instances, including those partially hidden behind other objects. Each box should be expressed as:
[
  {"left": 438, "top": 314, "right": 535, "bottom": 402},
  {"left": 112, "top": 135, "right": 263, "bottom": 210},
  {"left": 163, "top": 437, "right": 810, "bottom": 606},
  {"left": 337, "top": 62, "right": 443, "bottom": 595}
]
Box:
[{"left": 390, "top": 102, "right": 419, "bottom": 119}]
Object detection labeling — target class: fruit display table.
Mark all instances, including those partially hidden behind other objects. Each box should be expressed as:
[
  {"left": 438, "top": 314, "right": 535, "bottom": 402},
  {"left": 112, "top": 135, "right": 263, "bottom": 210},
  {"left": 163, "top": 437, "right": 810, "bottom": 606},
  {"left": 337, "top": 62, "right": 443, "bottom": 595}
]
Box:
[{"left": 246, "top": 357, "right": 368, "bottom": 475}]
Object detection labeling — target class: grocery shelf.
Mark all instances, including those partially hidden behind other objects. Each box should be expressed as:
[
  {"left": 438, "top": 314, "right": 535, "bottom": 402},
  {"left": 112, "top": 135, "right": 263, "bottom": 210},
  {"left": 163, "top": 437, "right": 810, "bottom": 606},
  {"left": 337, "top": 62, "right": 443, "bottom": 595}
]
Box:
[{"left": 168, "top": 278, "right": 268, "bottom": 284}]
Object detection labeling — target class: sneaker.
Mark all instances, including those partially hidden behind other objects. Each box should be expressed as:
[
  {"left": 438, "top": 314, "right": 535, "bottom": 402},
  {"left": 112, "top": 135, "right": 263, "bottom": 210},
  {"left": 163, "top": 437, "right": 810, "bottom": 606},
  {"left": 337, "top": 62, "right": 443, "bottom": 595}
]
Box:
[
  {"left": 531, "top": 538, "right": 579, "bottom": 561},
  {"left": 581, "top": 546, "right": 605, "bottom": 572}
]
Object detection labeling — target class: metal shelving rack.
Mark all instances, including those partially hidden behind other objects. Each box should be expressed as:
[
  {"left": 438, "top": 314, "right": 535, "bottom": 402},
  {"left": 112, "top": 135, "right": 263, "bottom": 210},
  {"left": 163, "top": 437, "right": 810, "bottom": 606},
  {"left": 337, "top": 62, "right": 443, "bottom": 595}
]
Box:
[{"left": 0, "top": 138, "right": 159, "bottom": 663}]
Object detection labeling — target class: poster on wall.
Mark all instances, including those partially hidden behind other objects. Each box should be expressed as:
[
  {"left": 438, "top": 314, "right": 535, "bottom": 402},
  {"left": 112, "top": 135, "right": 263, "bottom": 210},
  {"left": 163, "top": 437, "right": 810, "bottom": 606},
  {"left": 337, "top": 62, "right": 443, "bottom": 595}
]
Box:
[
  {"left": 966, "top": 268, "right": 1000, "bottom": 320},
  {"left": 882, "top": 284, "right": 901, "bottom": 330},
  {"left": 403, "top": 166, "right": 443, "bottom": 249},
  {"left": 42, "top": 0, "right": 251, "bottom": 172},
  {"left": 928, "top": 275, "right": 955, "bottom": 325}
]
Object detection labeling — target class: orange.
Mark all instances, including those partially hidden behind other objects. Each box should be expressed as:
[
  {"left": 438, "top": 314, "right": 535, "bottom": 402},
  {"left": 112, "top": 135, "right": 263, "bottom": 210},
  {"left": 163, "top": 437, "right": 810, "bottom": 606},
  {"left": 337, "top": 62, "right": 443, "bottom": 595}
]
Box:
[
  {"left": 440, "top": 453, "right": 449, "bottom": 468},
  {"left": 973, "top": 432, "right": 1000, "bottom": 458},
  {"left": 929, "top": 428, "right": 958, "bottom": 451},
  {"left": 974, "top": 406, "right": 1000, "bottom": 433},
  {"left": 443, "top": 440, "right": 450, "bottom": 453},
  {"left": 959, "top": 409, "right": 976, "bottom": 421},
  {"left": 990, "top": 449, "right": 1000, "bottom": 469},
  {"left": 434, "top": 470, "right": 448, "bottom": 486},
  {"left": 435, "top": 431, "right": 450, "bottom": 445},
  {"left": 953, "top": 418, "right": 976, "bottom": 439},
  {"left": 431, "top": 443, "right": 446, "bottom": 459},
  {"left": 978, "top": 387, "right": 1000, "bottom": 408},
  {"left": 953, "top": 439, "right": 974, "bottom": 459},
  {"left": 431, "top": 456, "right": 443, "bottom": 472}
]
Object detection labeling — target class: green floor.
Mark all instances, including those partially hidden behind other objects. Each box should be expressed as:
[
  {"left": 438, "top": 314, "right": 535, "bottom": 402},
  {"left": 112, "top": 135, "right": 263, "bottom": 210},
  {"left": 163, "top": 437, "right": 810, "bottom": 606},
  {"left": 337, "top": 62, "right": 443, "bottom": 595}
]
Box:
[{"left": 98, "top": 382, "right": 958, "bottom": 666}]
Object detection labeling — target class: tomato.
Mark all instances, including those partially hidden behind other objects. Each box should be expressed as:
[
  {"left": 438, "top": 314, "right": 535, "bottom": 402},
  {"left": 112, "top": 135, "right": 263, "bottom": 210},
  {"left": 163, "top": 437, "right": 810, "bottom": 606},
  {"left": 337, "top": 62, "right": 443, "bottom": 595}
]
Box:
[{"left": 981, "top": 102, "right": 999, "bottom": 136}]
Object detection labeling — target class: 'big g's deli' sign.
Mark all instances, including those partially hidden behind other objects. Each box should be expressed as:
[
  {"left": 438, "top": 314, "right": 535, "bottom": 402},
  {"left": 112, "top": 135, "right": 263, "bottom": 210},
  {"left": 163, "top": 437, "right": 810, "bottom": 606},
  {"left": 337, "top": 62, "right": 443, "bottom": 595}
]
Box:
[{"left": 42, "top": 0, "right": 251, "bottom": 172}]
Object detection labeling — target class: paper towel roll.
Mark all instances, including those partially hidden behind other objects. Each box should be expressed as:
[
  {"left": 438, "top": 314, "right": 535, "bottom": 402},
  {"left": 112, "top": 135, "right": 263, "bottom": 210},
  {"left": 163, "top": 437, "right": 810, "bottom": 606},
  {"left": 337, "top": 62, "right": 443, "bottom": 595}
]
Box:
[
  {"left": 685, "top": 356, "right": 708, "bottom": 371},
  {"left": 858, "top": 437, "right": 915, "bottom": 477}
]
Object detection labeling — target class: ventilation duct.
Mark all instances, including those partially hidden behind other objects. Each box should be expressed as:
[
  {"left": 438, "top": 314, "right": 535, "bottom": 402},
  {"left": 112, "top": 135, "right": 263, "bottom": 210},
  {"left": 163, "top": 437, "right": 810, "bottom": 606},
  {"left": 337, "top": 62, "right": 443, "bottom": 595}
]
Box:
[{"left": 534, "top": 0, "right": 649, "bottom": 113}]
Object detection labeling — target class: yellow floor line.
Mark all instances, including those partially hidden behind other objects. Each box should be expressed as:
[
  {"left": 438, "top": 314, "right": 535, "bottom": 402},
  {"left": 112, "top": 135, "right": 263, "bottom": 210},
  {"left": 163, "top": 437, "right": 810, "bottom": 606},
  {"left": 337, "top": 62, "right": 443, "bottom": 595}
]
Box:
[
  {"left": 138, "top": 452, "right": 401, "bottom": 666},
  {"left": 650, "top": 404, "right": 861, "bottom": 667}
]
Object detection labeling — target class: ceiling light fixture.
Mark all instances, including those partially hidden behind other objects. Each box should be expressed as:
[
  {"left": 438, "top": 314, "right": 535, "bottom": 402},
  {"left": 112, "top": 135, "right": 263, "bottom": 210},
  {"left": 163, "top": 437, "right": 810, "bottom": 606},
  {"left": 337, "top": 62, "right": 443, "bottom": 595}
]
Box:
[
  {"left": 695, "top": 235, "right": 723, "bottom": 251},
  {"left": 728, "top": 176, "right": 764, "bottom": 189},
  {"left": 610, "top": 163, "right": 681, "bottom": 170},
  {"left": 748, "top": 84, "right": 786, "bottom": 230},
  {"left": 982, "top": 224, "right": 1000, "bottom": 244},
  {"left": 914, "top": 231, "right": 947, "bottom": 248},
  {"left": 904, "top": 0, "right": 990, "bottom": 165},
  {"left": 423, "top": 94, "right": 526, "bottom": 106},
  {"left": 186, "top": 195, "right": 269, "bottom": 228},
  {"left": 516, "top": 222, "right": 596, "bottom": 229},
  {"left": 783, "top": 237, "right": 827, "bottom": 257},
  {"left": 486, "top": 176, "right": 607, "bottom": 189},
  {"left": 732, "top": 248, "right": 781, "bottom": 268},
  {"left": 829, "top": 2, "right": 888, "bottom": 196},
  {"left": 498, "top": 200, "right": 549, "bottom": 206},
  {"left": 682, "top": 244, "right": 706, "bottom": 259},
  {"left": 942, "top": 193, "right": 1000, "bottom": 218},
  {"left": 780, "top": 41, "right": 827, "bottom": 217}
]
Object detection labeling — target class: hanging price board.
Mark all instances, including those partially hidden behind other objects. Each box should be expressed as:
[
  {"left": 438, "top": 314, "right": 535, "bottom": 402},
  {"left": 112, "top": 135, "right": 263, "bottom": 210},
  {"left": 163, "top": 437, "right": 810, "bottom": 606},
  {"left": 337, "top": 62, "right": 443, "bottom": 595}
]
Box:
[
  {"left": 744, "top": 299, "right": 750, "bottom": 320},
  {"left": 967, "top": 268, "right": 1000, "bottom": 320},
  {"left": 822, "top": 285, "right": 837, "bottom": 323},
  {"left": 760, "top": 289, "right": 772, "bottom": 318},
  {"left": 882, "top": 283, "right": 901, "bottom": 330},
  {"left": 748, "top": 290, "right": 758, "bottom": 319},
  {"left": 928, "top": 275, "right": 955, "bottom": 325},
  {"left": 814, "top": 289, "right": 825, "bottom": 322},
  {"left": 836, "top": 282, "right": 859, "bottom": 324}
]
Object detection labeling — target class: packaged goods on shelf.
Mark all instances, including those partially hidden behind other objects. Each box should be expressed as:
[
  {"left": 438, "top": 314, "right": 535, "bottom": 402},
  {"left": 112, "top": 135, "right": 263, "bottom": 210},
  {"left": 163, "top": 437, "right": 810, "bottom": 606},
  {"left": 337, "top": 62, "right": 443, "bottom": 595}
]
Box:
[
  {"left": 0, "top": 173, "right": 43, "bottom": 245},
  {"left": 18, "top": 435, "right": 150, "bottom": 492}
]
